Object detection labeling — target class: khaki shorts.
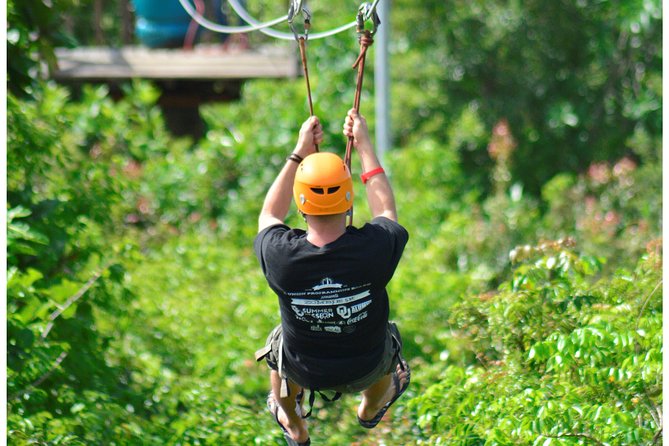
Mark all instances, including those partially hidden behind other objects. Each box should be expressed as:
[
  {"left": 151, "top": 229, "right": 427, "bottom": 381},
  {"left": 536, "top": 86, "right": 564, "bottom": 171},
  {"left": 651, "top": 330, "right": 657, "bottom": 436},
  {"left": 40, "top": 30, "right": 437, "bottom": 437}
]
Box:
[{"left": 256, "top": 322, "right": 403, "bottom": 394}]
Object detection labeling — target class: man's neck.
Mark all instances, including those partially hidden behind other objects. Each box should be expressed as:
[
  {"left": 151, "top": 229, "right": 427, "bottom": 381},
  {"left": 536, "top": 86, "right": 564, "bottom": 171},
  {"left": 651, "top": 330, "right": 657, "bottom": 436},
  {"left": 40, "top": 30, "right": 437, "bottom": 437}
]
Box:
[{"left": 305, "top": 213, "right": 347, "bottom": 247}]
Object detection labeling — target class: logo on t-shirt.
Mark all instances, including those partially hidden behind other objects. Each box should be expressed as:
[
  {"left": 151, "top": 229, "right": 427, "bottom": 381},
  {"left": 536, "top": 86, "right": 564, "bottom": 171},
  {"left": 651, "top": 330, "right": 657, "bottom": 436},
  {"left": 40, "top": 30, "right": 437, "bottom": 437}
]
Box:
[
  {"left": 312, "top": 277, "right": 343, "bottom": 290},
  {"left": 285, "top": 278, "right": 373, "bottom": 332}
]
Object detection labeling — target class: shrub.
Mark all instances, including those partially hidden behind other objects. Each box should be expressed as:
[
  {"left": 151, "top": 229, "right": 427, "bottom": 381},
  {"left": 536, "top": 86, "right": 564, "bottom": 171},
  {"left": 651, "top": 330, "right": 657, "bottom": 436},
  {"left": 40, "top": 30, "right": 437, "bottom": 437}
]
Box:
[{"left": 409, "top": 245, "right": 662, "bottom": 445}]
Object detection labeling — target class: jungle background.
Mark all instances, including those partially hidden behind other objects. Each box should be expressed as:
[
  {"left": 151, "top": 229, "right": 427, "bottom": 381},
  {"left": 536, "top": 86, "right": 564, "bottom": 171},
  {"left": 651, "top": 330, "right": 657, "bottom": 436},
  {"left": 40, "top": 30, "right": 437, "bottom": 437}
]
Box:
[{"left": 6, "top": 0, "right": 663, "bottom": 444}]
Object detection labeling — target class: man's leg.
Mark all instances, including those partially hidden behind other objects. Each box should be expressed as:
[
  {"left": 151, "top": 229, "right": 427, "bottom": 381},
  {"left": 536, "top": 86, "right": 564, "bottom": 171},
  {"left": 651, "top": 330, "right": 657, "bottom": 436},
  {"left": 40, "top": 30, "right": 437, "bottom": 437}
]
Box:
[
  {"left": 269, "top": 370, "right": 309, "bottom": 443},
  {"left": 357, "top": 363, "right": 409, "bottom": 422}
]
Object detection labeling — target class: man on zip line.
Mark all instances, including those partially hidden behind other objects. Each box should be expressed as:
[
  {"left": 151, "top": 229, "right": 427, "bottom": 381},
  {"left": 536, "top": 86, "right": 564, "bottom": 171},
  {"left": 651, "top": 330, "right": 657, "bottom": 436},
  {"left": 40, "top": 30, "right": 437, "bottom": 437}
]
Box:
[{"left": 254, "top": 109, "right": 410, "bottom": 445}]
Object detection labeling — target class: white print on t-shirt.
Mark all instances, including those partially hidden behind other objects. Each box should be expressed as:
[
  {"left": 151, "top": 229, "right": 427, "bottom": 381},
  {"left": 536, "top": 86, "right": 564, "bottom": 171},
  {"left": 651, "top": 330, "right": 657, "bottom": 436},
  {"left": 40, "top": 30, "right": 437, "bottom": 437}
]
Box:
[
  {"left": 290, "top": 290, "right": 370, "bottom": 307},
  {"left": 291, "top": 306, "right": 334, "bottom": 320},
  {"left": 336, "top": 305, "right": 351, "bottom": 319},
  {"left": 312, "top": 277, "right": 343, "bottom": 290},
  {"left": 286, "top": 278, "right": 372, "bottom": 330}
]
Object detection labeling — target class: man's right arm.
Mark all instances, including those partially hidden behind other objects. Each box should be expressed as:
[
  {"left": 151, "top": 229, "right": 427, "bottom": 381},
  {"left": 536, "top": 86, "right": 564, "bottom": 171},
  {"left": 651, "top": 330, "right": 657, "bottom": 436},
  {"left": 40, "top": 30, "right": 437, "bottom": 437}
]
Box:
[
  {"left": 257, "top": 116, "right": 322, "bottom": 232},
  {"left": 343, "top": 109, "right": 398, "bottom": 222}
]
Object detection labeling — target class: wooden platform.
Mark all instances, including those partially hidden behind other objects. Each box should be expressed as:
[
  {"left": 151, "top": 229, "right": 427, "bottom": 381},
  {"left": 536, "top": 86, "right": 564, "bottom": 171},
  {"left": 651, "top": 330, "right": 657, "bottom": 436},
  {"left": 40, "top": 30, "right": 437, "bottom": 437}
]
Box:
[
  {"left": 53, "top": 44, "right": 299, "bottom": 81},
  {"left": 52, "top": 44, "right": 298, "bottom": 138}
]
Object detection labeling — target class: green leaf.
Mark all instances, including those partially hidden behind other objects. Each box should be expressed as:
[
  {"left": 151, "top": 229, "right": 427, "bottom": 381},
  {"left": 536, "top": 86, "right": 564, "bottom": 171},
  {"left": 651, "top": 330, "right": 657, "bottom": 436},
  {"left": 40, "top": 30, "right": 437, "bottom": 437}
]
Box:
[
  {"left": 7, "top": 205, "right": 31, "bottom": 221},
  {"left": 557, "top": 337, "right": 566, "bottom": 352},
  {"left": 71, "top": 403, "right": 85, "bottom": 414},
  {"left": 7, "top": 221, "right": 49, "bottom": 245},
  {"left": 13, "top": 327, "right": 35, "bottom": 349},
  {"left": 45, "top": 280, "right": 81, "bottom": 305}
]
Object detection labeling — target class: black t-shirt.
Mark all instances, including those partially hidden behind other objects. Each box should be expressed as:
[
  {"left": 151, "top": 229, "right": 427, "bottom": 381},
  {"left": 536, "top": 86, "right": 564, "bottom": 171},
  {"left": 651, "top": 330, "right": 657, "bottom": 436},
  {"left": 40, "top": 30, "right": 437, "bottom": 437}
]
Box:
[{"left": 254, "top": 216, "right": 409, "bottom": 389}]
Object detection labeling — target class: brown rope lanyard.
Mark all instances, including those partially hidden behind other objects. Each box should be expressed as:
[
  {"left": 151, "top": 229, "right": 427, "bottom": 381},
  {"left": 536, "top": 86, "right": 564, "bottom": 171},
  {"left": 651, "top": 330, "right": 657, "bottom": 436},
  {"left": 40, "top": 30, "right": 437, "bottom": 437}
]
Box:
[
  {"left": 344, "top": 31, "right": 375, "bottom": 226},
  {"left": 344, "top": 31, "right": 374, "bottom": 171},
  {"left": 297, "top": 37, "right": 318, "bottom": 152},
  {"left": 289, "top": 1, "right": 319, "bottom": 152}
]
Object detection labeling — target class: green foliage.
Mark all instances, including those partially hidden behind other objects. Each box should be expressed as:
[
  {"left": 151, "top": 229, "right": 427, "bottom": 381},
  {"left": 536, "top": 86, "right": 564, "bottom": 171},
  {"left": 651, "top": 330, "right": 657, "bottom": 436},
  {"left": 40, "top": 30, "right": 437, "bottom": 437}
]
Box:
[
  {"left": 392, "top": 0, "right": 662, "bottom": 195},
  {"left": 7, "top": 1, "right": 662, "bottom": 444},
  {"left": 541, "top": 158, "right": 661, "bottom": 267},
  {"left": 7, "top": 80, "right": 175, "bottom": 444},
  {"left": 7, "top": 0, "right": 78, "bottom": 97},
  {"left": 409, "top": 251, "right": 662, "bottom": 445}
]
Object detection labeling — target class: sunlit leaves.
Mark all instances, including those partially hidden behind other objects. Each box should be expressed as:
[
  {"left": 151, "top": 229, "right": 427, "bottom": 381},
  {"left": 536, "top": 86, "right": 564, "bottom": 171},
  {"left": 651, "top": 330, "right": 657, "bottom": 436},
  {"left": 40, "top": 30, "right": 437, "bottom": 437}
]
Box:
[{"left": 410, "top": 251, "right": 662, "bottom": 445}]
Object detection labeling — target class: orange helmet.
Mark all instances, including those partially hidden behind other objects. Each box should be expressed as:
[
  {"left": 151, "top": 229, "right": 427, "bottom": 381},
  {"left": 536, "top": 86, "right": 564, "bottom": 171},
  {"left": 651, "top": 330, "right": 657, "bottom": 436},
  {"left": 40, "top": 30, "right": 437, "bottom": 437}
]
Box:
[{"left": 293, "top": 152, "right": 354, "bottom": 215}]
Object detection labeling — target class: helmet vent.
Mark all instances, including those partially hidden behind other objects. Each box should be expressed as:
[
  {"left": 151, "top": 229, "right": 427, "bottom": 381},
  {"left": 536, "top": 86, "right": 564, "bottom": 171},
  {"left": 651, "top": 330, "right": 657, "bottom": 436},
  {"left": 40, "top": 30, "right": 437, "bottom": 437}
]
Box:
[
  {"left": 310, "top": 187, "right": 325, "bottom": 195},
  {"left": 327, "top": 186, "right": 340, "bottom": 194}
]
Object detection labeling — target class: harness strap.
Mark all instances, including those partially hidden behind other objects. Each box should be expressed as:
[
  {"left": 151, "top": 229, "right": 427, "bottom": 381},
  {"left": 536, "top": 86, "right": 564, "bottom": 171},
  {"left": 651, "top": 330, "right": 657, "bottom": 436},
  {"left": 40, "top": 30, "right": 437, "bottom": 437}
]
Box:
[
  {"left": 302, "top": 327, "right": 400, "bottom": 419},
  {"left": 302, "top": 389, "right": 343, "bottom": 419},
  {"left": 255, "top": 323, "right": 402, "bottom": 419}
]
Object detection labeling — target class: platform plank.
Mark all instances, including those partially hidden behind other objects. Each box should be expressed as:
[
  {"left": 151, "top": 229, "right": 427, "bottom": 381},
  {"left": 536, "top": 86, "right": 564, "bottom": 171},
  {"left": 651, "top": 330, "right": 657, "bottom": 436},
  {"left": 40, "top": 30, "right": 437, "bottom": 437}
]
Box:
[{"left": 53, "top": 45, "right": 299, "bottom": 81}]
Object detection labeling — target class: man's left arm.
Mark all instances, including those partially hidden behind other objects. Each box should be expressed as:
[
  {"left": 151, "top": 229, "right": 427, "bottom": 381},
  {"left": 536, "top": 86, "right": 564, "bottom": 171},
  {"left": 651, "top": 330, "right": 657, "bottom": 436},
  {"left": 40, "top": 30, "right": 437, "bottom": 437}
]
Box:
[{"left": 258, "top": 116, "right": 323, "bottom": 232}]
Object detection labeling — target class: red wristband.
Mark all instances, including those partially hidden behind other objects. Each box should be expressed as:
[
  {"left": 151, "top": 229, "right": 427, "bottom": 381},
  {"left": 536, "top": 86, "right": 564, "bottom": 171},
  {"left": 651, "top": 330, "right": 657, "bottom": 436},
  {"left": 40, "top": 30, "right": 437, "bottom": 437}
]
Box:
[{"left": 360, "top": 167, "right": 385, "bottom": 184}]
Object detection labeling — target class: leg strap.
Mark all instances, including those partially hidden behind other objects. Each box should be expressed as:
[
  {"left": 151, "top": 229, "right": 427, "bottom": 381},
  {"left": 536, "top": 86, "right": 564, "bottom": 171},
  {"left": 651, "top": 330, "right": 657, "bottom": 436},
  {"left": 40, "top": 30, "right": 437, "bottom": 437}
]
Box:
[{"left": 301, "top": 389, "right": 342, "bottom": 419}]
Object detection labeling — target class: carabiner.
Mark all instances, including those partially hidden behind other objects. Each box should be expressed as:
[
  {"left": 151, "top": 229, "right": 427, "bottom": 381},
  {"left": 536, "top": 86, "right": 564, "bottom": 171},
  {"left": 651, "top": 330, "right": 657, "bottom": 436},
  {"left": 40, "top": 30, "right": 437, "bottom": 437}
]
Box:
[
  {"left": 356, "top": 2, "right": 380, "bottom": 36},
  {"left": 288, "top": 0, "right": 312, "bottom": 41}
]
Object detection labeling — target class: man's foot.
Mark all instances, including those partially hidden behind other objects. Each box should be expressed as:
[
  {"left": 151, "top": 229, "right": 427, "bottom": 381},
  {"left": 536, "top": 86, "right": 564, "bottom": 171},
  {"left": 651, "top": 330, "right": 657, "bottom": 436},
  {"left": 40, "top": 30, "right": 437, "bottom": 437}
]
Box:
[
  {"left": 357, "top": 359, "right": 411, "bottom": 428},
  {"left": 267, "top": 393, "right": 310, "bottom": 446}
]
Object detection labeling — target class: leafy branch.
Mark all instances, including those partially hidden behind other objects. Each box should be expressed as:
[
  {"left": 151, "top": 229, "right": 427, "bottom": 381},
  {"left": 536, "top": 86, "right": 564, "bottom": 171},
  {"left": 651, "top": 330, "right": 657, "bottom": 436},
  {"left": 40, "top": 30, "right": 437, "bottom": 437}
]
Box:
[
  {"left": 41, "top": 261, "right": 113, "bottom": 339},
  {"left": 9, "top": 262, "right": 114, "bottom": 401},
  {"left": 542, "top": 432, "right": 605, "bottom": 446},
  {"left": 9, "top": 351, "right": 69, "bottom": 401},
  {"left": 636, "top": 279, "right": 662, "bottom": 330},
  {"left": 651, "top": 428, "right": 662, "bottom": 445}
]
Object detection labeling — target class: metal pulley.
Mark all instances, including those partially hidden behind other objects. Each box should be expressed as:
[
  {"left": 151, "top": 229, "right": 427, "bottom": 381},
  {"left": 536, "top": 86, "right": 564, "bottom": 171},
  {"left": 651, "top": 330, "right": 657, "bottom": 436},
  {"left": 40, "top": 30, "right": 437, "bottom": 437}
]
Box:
[
  {"left": 288, "top": 0, "right": 312, "bottom": 41},
  {"left": 356, "top": 2, "right": 381, "bottom": 36}
]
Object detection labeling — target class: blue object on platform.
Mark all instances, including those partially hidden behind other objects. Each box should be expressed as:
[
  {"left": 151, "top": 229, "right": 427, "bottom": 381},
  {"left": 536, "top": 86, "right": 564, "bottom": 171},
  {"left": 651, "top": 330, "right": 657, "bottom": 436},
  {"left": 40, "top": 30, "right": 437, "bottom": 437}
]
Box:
[{"left": 133, "top": 0, "right": 192, "bottom": 48}]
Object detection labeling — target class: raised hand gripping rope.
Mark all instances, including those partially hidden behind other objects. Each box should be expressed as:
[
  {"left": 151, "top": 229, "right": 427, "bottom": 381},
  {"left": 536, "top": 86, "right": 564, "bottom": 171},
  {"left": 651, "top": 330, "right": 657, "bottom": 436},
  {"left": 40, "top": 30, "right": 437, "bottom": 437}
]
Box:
[
  {"left": 288, "top": 1, "right": 319, "bottom": 152},
  {"left": 344, "top": 3, "right": 381, "bottom": 226}
]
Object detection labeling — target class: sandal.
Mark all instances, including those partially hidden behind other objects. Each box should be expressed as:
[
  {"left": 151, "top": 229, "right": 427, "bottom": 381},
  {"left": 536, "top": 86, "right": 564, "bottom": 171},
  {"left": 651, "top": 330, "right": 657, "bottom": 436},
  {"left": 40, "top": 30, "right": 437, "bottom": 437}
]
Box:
[
  {"left": 357, "top": 358, "right": 411, "bottom": 429},
  {"left": 267, "top": 393, "right": 311, "bottom": 446}
]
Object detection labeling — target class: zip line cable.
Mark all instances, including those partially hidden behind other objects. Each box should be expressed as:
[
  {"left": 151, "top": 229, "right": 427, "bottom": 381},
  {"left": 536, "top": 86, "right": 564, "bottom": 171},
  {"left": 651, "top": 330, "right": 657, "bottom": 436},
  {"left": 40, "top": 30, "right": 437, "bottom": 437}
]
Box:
[
  {"left": 364, "top": 0, "right": 381, "bottom": 20},
  {"left": 177, "top": 0, "right": 358, "bottom": 40},
  {"left": 177, "top": 0, "right": 288, "bottom": 33},
  {"left": 228, "top": 0, "right": 358, "bottom": 40}
]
